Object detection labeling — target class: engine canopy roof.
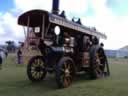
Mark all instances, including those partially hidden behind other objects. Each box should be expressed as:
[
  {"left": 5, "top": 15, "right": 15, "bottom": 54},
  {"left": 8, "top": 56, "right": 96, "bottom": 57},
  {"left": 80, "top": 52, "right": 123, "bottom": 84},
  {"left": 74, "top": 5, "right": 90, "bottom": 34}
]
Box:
[{"left": 18, "top": 9, "right": 107, "bottom": 39}]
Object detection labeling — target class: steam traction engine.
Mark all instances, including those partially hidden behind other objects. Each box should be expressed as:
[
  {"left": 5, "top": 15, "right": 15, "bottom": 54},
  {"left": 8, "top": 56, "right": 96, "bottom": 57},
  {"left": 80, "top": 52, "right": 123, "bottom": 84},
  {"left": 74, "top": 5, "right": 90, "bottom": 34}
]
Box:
[{"left": 18, "top": 0, "right": 110, "bottom": 88}]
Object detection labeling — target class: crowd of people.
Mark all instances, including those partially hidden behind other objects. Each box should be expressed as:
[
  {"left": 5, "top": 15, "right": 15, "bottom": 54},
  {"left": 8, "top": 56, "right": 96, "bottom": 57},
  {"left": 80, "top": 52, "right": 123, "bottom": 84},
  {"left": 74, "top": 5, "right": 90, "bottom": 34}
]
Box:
[{"left": 0, "top": 46, "right": 23, "bottom": 70}]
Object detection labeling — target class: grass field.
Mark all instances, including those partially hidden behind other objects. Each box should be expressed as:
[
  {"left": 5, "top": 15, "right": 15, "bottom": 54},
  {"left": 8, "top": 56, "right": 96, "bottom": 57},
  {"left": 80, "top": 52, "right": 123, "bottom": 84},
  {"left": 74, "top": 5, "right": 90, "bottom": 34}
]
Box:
[{"left": 0, "top": 54, "right": 128, "bottom": 96}]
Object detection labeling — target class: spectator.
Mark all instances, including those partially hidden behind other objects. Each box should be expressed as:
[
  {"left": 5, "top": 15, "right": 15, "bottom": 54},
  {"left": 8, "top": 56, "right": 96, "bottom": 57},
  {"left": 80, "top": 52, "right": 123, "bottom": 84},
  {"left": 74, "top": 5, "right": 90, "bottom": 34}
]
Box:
[
  {"left": 98, "top": 43, "right": 106, "bottom": 72},
  {"left": 0, "top": 56, "right": 2, "bottom": 70},
  {"left": 17, "top": 48, "right": 22, "bottom": 64},
  {"left": 0, "top": 48, "right": 8, "bottom": 70}
]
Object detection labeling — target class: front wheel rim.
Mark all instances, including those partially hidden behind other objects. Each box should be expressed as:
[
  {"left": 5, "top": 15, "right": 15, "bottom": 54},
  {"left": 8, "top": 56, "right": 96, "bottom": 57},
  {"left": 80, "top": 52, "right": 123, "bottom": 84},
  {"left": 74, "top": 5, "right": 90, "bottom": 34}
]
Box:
[{"left": 27, "top": 56, "right": 46, "bottom": 81}]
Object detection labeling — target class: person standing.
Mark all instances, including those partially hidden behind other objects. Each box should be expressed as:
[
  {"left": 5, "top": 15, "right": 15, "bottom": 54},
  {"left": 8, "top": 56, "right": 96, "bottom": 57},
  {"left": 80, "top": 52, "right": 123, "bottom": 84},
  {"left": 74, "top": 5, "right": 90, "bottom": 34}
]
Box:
[
  {"left": 98, "top": 43, "right": 106, "bottom": 72},
  {"left": 17, "top": 48, "right": 22, "bottom": 64},
  {"left": 0, "top": 56, "right": 2, "bottom": 70}
]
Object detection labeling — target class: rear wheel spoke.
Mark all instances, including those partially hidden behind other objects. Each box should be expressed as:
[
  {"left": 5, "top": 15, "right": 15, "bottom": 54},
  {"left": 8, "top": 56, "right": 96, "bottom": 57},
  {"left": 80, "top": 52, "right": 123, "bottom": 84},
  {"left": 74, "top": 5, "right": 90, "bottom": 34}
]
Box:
[
  {"left": 64, "top": 77, "right": 68, "bottom": 87},
  {"left": 95, "top": 50, "right": 105, "bottom": 77},
  {"left": 67, "top": 63, "right": 71, "bottom": 69}
]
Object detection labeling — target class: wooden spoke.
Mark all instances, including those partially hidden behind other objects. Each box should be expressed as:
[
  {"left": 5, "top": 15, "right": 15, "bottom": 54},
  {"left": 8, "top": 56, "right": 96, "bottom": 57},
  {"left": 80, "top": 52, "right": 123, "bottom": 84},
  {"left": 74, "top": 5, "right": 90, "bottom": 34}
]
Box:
[
  {"left": 40, "top": 71, "right": 43, "bottom": 75},
  {"left": 64, "top": 62, "right": 68, "bottom": 69},
  {"left": 63, "top": 76, "right": 72, "bottom": 87},
  {"left": 67, "top": 62, "right": 71, "bottom": 69},
  {"left": 63, "top": 77, "right": 69, "bottom": 87},
  {"left": 95, "top": 51, "right": 105, "bottom": 77},
  {"left": 40, "top": 62, "right": 45, "bottom": 68},
  {"left": 31, "top": 66, "right": 35, "bottom": 70},
  {"left": 31, "top": 69, "right": 35, "bottom": 74},
  {"left": 67, "top": 76, "right": 72, "bottom": 85},
  {"left": 35, "top": 59, "right": 39, "bottom": 66},
  {"left": 32, "top": 71, "right": 37, "bottom": 78},
  {"left": 32, "top": 62, "right": 37, "bottom": 67}
]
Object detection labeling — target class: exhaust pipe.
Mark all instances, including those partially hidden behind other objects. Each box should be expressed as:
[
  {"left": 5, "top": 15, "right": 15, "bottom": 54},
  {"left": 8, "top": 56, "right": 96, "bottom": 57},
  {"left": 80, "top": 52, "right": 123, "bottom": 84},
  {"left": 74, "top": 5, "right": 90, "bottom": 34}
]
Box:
[{"left": 52, "top": 0, "right": 59, "bottom": 14}]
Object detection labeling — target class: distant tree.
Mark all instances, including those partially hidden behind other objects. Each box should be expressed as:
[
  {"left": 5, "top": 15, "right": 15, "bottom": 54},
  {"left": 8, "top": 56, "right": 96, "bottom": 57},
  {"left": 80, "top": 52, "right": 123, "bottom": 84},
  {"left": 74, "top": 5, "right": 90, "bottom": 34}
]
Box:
[{"left": 5, "top": 41, "right": 16, "bottom": 52}]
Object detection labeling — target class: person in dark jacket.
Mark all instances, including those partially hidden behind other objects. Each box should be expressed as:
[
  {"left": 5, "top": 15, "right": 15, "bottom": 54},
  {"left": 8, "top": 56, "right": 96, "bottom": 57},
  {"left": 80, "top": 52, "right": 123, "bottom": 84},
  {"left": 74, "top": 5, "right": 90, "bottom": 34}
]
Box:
[
  {"left": 17, "top": 48, "right": 22, "bottom": 64},
  {"left": 0, "top": 56, "right": 2, "bottom": 70},
  {"left": 98, "top": 43, "right": 106, "bottom": 72}
]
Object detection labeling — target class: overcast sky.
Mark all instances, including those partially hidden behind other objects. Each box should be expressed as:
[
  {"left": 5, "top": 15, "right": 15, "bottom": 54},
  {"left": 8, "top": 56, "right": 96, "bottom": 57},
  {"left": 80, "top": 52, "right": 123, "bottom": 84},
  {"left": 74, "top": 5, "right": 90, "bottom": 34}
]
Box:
[{"left": 0, "top": 0, "right": 128, "bottom": 49}]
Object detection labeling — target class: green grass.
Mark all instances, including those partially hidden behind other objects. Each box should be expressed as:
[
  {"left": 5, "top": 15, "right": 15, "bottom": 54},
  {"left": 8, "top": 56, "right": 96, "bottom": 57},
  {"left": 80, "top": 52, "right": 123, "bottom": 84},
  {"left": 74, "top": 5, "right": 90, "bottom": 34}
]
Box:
[{"left": 0, "top": 54, "right": 128, "bottom": 96}]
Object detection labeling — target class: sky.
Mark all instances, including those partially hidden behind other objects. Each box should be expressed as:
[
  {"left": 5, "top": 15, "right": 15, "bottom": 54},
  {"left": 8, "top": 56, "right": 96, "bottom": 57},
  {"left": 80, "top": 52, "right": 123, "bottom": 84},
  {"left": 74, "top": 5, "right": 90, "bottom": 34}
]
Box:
[{"left": 0, "top": 0, "right": 128, "bottom": 50}]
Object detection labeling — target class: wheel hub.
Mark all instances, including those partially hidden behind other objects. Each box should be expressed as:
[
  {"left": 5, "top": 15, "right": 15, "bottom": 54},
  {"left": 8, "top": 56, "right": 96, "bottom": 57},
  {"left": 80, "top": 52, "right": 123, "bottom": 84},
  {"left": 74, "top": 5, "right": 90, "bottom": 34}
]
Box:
[
  {"left": 35, "top": 67, "right": 42, "bottom": 72},
  {"left": 65, "top": 69, "right": 70, "bottom": 74}
]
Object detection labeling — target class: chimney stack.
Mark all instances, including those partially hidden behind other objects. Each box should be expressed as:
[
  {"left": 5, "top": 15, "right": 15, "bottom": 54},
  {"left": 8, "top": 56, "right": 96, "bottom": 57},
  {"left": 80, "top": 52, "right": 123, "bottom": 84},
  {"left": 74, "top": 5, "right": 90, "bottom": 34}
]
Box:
[{"left": 52, "top": 0, "right": 59, "bottom": 14}]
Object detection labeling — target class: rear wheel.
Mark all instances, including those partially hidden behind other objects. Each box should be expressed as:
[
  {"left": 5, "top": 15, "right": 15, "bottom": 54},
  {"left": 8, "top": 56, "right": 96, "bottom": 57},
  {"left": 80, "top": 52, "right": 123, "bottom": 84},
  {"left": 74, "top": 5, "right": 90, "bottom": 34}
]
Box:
[
  {"left": 27, "top": 56, "right": 47, "bottom": 82},
  {"left": 55, "top": 57, "right": 75, "bottom": 88},
  {"left": 89, "top": 45, "right": 107, "bottom": 79}
]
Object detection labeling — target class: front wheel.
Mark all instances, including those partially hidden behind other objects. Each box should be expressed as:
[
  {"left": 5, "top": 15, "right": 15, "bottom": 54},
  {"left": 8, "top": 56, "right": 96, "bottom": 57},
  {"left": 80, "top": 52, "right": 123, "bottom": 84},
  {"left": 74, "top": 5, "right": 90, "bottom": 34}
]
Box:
[
  {"left": 55, "top": 57, "right": 75, "bottom": 88},
  {"left": 27, "top": 56, "right": 47, "bottom": 82}
]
